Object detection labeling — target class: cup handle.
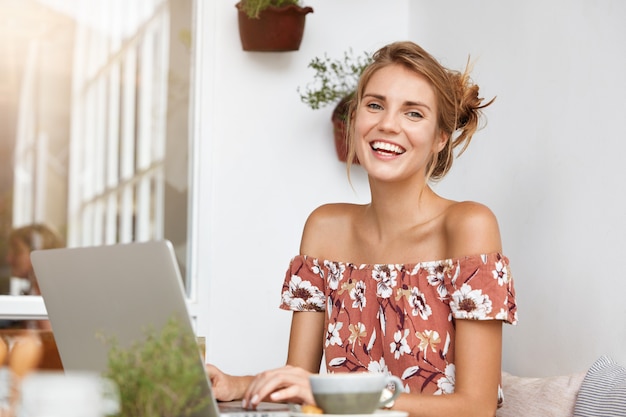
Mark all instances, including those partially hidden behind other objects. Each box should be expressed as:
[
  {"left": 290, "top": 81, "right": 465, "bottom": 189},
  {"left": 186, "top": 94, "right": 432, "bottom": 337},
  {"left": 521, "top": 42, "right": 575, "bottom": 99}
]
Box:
[{"left": 378, "top": 375, "right": 403, "bottom": 408}]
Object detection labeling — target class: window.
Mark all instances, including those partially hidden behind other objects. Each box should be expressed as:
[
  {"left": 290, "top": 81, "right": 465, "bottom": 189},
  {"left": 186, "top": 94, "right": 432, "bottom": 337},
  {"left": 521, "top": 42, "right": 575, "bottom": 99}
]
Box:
[{"left": 0, "top": 0, "right": 200, "bottom": 326}]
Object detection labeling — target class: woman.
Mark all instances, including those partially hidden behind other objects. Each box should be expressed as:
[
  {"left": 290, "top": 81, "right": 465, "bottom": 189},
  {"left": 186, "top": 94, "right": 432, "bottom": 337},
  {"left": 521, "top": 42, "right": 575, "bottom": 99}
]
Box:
[
  {"left": 6, "top": 223, "right": 65, "bottom": 329},
  {"left": 6, "top": 223, "right": 65, "bottom": 296},
  {"left": 208, "top": 41, "right": 518, "bottom": 417}
]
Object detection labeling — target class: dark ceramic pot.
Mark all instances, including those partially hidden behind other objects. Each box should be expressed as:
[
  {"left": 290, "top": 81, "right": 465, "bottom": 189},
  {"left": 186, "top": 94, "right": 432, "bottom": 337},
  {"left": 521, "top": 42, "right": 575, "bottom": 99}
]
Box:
[{"left": 236, "top": 3, "right": 313, "bottom": 52}]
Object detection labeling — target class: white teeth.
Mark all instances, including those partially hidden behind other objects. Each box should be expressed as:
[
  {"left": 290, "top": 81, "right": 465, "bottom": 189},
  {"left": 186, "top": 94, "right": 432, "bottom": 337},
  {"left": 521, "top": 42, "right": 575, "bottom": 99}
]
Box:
[{"left": 371, "top": 141, "right": 405, "bottom": 154}]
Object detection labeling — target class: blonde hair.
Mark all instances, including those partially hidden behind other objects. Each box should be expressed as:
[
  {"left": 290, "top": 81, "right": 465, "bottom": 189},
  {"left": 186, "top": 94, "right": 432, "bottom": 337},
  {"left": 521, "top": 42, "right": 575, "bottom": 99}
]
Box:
[
  {"left": 346, "top": 41, "right": 494, "bottom": 181},
  {"left": 8, "top": 223, "right": 65, "bottom": 252}
]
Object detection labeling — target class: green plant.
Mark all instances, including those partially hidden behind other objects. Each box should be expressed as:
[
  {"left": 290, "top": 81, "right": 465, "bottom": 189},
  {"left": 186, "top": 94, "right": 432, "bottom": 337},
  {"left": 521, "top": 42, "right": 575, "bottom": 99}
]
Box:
[
  {"left": 298, "top": 49, "right": 372, "bottom": 110},
  {"left": 99, "top": 317, "right": 210, "bottom": 417},
  {"left": 238, "top": 0, "right": 301, "bottom": 19}
]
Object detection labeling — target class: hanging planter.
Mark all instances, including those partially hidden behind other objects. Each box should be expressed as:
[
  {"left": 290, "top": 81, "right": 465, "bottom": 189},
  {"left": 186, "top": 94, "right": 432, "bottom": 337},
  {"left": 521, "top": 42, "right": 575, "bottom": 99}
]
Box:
[
  {"left": 331, "top": 94, "right": 353, "bottom": 163},
  {"left": 298, "top": 50, "right": 372, "bottom": 163},
  {"left": 236, "top": 1, "right": 313, "bottom": 52}
]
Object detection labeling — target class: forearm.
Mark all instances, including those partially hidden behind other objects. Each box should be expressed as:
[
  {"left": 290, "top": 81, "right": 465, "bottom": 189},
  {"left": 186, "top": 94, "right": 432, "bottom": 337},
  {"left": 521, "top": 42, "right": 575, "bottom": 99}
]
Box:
[
  {"left": 285, "top": 312, "right": 324, "bottom": 372},
  {"left": 393, "top": 391, "right": 497, "bottom": 417},
  {"left": 231, "top": 374, "right": 255, "bottom": 400},
  {"left": 206, "top": 363, "right": 257, "bottom": 402}
]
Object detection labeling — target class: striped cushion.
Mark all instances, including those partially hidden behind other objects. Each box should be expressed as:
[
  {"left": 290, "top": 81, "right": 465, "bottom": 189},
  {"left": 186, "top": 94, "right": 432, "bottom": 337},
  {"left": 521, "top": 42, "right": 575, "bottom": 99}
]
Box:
[{"left": 573, "top": 356, "right": 626, "bottom": 417}]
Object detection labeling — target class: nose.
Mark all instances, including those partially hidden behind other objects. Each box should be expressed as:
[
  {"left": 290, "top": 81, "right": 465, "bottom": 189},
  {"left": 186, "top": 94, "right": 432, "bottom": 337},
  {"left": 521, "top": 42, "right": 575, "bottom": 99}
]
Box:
[{"left": 377, "top": 110, "right": 400, "bottom": 133}]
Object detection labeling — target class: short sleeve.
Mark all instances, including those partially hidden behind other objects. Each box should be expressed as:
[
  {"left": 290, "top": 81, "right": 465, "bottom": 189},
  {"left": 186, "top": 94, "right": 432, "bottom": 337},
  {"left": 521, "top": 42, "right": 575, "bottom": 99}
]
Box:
[
  {"left": 279, "top": 255, "right": 326, "bottom": 312},
  {"left": 447, "top": 253, "right": 518, "bottom": 324}
]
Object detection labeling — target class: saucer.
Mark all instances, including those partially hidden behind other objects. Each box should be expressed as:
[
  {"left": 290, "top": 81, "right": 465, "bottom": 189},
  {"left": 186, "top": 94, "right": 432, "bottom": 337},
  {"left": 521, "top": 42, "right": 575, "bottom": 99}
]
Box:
[{"left": 290, "top": 410, "right": 408, "bottom": 417}]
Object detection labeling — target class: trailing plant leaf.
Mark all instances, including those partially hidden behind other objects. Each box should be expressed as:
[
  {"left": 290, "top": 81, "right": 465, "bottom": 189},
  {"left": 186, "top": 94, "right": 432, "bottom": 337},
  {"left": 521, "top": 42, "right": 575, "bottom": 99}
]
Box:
[
  {"left": 298, "top": 49, "right": 372, "bottom": 110},
  {"left": 99, "top": 316, "right": 210, "bottom": 417},
  {"left": 239, "top": 0, "right": 301, "bottom": 19}
]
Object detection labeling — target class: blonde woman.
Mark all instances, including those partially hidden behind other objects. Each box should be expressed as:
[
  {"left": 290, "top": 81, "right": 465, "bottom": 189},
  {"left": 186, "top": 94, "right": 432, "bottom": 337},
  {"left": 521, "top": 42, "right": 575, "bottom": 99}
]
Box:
[
  {"left": 208, "top": 41, "right": 518, "bottom": 417},
  {"left": 6, "top": 223, "right": 65, "bottom": 330}
]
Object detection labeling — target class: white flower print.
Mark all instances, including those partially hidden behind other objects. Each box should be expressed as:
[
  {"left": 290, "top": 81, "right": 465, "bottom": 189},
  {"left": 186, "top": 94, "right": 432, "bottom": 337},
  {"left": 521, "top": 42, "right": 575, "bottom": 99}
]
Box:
[
  {"left": 495, "top": 308, "right": 509, "bottom": 321},
  {"left": 311, "top": 259, "right": 324, "bottom": 277},
  {"left": 435, "top": 363, "right": 456, "bottom": 395},
  {"left": 409, "top": 286, "right": 432, "bottom": 320},
  {"left": 389, "top": 329, "right": 411, "bottom": 359},
  {"left": 366, "top": 328, "right": 376, "bottom": 353},
  {"left": 409, "top": 264, "right": 421, "bottom": 276},
  {"left": 282, "top": 275, "right": 325, "bottom": 311},
  {"left": 325, "top": 322, "right": 343, "bottom": 347},
  {"left": 324, "top": 260, "right": 345, "bottom": 290},
  {"left": 367, "top": 357, "right": 389, "bottom": 374},
  {"left": 401, "top": 366, "right": 420, "bottom": 380},
  {"left": 492, "top": 260, "right": 509, "bottom": 286},
  {"left": 378, "top": 304, "right": 386, "bottom": 336},
  {"left": 350, "top": 280, "right": 367, "bottom": 310},
  {"left": 450, "top": 262, "right": 460, "bottom": 287},
  {"left": 373, "top": 264, "right": 397, "bottom": 298},
  {"left": 450, "top": 283, "right": 493, "bottom": 319},
  {"left": 328, "top": 357, "right": 347, "bottom": 367},
  {"left": 423, "top": 261, "right": 452, "bottom": 300},
  {"left": 442, "top": 332, "right": 451, "bottom": 357}
]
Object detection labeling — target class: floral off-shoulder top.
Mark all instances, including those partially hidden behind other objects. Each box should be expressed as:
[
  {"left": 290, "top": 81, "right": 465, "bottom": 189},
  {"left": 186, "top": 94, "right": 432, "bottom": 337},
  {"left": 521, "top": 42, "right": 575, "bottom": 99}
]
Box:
[{"left": 279, "top": 253, "right": 518, "bottom": 398}]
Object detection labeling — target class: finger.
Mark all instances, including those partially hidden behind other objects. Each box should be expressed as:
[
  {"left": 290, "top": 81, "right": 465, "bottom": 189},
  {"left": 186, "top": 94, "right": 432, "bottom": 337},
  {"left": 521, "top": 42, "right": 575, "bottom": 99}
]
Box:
[
  {"left": 269, "top": 384, "right": 315, "bottom": 405},
  {"left": 243, "top": 368, "right": 288, "bottom": 407},
  {"left": 246, "top": 367, "right": 312, "bottom": 407}
]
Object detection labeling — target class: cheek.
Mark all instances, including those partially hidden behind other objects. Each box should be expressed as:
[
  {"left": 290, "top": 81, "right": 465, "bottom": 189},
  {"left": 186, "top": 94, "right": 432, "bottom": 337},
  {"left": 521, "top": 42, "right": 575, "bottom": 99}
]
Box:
[
  {"left": 351, "top": 117, "right": 372, "bottom": 155},
  {"left": 352, "top": 115, "right": 368, "bottom": 139},
  {"left": 16, "top": 254, "right": 32, "bottom": 269}
]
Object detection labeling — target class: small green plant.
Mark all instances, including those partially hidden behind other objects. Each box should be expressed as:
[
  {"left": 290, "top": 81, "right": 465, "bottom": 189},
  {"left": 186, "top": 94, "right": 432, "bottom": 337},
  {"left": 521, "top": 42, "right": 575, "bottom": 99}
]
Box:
[
  {"left": 238, "top": 0, "right": 301, "bottom": 19},
  {"left": 99, "top": 317, "right": 210, "bottom": 417},
  {"left": 298, "top": 49, "right": 372, "bottom": 110}
]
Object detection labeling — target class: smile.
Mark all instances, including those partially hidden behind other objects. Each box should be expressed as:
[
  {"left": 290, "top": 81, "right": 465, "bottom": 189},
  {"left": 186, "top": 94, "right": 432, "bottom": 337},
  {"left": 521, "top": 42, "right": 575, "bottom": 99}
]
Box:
[{"left": 370, "top": 140, "right": 406, "bottom": 156}]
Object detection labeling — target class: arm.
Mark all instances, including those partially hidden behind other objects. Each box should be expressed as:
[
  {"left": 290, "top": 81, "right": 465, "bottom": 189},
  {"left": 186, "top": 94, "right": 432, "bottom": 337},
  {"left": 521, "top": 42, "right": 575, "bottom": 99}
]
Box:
[
  {"left": 243, "top": 208, "right": 330, "bottom": 408},
  {"left": 242, "top": 306, "right": 325, "bottom": 408},
  {"left": 391, "top": 202, "right": 504, "bottom": 417},
  {"left": 393, "top": 320, "right": 502, "bottom": 417},
  {"left": 286, "top": 311, "right": 325, "bottom": 371},
  {"left": 207, "top": 313, "right": 324, "bottom": 405},
  {"left": 205, "top": 364, "right": 254, "bottom": 402}
]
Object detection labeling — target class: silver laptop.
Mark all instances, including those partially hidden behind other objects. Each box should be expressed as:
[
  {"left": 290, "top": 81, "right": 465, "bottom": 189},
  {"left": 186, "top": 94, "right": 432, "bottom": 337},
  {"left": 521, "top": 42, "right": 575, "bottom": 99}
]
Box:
[{"left": 31, "top": 240, "right": 290, "bottom": 417}]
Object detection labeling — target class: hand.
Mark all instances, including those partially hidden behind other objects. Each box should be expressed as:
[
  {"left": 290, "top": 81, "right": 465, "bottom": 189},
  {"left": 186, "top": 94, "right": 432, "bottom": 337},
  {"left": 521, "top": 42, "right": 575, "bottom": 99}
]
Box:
[
  {"left": 243, "top": 365, "right": 315, "bottom": 409},
  {"left": 206, "top": 363, "right": 250, "bottom": 402}
]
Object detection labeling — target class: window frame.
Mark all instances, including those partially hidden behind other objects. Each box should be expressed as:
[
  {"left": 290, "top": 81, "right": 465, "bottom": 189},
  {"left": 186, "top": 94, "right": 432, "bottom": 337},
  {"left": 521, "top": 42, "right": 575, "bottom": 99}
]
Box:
[{"left": 0, "top": 0, "right": 208, "bottom": 333}]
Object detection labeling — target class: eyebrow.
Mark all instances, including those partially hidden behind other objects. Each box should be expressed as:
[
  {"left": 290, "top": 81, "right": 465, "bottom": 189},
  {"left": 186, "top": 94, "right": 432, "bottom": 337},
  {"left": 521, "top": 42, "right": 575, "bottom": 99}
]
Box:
[{"left": 364, "top": 93, "right": 432, "bottom": 112}]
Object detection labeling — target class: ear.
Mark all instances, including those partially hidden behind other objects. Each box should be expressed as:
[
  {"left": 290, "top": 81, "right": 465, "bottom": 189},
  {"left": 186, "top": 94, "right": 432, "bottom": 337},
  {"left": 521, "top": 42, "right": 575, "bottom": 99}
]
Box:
[{"left": 433, "top": 130, "right": 449, "bottom": 153}]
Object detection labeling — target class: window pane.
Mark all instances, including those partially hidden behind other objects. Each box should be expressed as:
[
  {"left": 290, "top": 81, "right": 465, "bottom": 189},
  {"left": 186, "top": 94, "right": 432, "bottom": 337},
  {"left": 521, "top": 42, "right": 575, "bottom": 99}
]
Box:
[{"left": 0, "top": 0, "right": 194, "bottom": 307}]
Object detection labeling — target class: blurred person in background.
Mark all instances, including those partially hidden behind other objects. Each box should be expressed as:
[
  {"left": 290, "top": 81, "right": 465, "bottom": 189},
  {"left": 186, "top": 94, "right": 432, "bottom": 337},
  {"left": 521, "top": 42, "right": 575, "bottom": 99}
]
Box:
[{"left": 5, "top": 223, "right": 65, "bottom": 330}]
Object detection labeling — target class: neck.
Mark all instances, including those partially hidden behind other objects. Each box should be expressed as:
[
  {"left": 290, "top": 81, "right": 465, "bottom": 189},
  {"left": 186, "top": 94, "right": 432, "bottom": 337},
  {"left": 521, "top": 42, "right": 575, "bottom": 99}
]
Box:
[{"left": 366, "top": 176, "right": 439, "bottom": 237}]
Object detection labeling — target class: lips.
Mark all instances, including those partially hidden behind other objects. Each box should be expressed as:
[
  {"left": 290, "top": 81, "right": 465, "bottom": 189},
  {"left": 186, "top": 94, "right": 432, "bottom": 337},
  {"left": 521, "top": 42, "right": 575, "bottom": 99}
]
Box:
[{"left": 370, "top": 140, "right": 406, "bottom": 156}]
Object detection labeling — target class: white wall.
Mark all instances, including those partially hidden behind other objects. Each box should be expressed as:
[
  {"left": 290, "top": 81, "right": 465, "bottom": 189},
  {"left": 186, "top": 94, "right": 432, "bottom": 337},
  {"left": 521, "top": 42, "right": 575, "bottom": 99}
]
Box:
[
  {"left": 197, "top": 0, "right": 410, "bottom": 376},
  {"left": 197, "top": 0, "right": 626, "bottom": 378},
  {"left": 411, "top": 1, "right": 626, "bottom": 376}
]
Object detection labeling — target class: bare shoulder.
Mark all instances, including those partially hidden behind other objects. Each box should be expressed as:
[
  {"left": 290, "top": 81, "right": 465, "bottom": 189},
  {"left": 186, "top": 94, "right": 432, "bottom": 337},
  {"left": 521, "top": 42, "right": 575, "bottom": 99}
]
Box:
[
  {"left": 444, "top": 201, "right": 502, "bottom": 257},
  {"left": 300, "top": 203, "right": 359, "bottom": 258}
]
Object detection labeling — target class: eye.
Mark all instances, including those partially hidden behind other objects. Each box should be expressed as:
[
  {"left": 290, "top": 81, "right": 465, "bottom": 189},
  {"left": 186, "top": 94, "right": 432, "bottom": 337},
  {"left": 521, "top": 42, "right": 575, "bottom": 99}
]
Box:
[
  {"left": 406, "top": 110, "right": 423, "bottom": 119},
  {"left": 366, "top": 102, "right": 383, "bottom": 110}
]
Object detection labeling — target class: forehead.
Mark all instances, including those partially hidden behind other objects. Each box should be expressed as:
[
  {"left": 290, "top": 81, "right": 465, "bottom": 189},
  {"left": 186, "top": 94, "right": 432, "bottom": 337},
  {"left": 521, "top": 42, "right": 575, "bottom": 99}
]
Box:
[{"left": 365, "top": 64, "right": 437, "bottom": 104}]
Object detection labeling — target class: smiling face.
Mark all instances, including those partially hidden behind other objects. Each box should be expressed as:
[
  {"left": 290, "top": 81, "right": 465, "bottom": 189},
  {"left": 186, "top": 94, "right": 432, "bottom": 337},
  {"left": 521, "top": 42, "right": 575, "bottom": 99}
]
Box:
[{"left": 353, "top": 64, "right": 448, "bottom": 183}]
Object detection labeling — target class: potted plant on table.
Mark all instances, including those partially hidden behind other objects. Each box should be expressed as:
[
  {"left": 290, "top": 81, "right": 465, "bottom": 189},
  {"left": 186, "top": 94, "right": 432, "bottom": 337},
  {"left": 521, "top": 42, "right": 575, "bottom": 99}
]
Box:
[
  {"left": 298, "top": 49, "right": 372, "bottom": 162},
  {"left": 100, "top": 317, "right": 210, "bottom": 417},
  {"left": 236, "top": 0, "right": 314, "bottom": 52}
]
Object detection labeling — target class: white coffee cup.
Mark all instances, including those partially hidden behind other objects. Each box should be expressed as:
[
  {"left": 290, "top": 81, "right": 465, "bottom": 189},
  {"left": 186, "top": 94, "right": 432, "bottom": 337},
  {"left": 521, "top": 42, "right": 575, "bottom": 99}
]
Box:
[
  {"left": 309, "top": 372, "right": 403, "bottom": 414},
  {"left": 18, "top": 371, "right": 119, "bottom": 417}
]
